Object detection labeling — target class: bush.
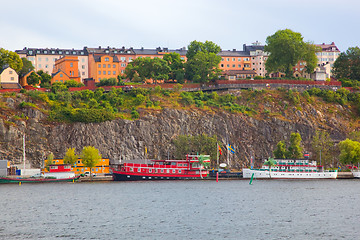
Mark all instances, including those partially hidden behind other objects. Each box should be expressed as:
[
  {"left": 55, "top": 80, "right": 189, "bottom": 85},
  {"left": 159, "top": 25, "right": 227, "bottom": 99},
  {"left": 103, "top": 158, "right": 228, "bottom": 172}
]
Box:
[
  {"left": 19, "top": 101, "right": 37, "bottom": 109},
  {"left": 131, "top": 109, "right": 140, "bottom": 119},
  {"left": 179, "top": 92, "right": 194, "bottom": 106}
]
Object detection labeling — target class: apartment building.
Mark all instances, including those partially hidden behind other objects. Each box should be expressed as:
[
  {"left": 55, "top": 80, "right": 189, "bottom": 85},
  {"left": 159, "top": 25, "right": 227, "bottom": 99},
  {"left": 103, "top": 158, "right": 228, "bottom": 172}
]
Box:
[
  {"left": 16, "top": 47, "right": 89, "bottom": 81},
  {"left": 53, "top": 56, "right": 81, "bottom": 83},
  {"left": 88, "top": 54, "right": 120, "bottom": 82},
  {"left": 314, "top": 42, "right": 341, "bottom": 78},
  {"left": 86, "top": 46, "right": 135, "bottom": 75}
]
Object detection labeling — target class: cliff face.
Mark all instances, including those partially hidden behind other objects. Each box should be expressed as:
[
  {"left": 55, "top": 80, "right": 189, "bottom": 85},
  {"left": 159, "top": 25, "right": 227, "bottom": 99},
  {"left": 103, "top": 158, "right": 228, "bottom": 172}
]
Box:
[{"left": 0, "top": 93, "right": 354, "bottom": 168}]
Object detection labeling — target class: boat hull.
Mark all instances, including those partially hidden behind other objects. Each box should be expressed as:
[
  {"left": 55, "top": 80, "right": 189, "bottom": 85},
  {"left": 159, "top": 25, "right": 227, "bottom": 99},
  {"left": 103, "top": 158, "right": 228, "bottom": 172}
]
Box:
[
  {"left": 352, "top": 171, "right": 360, "bottom": 178},
  {"left": 243, "top": 169, "right": 338, "bottom": 179},
  {"left": 112, "top": 171, "right": 208, "bottom": 181},
  {"left": 0, "top": 176, "right": 79, "bottom": 183}
]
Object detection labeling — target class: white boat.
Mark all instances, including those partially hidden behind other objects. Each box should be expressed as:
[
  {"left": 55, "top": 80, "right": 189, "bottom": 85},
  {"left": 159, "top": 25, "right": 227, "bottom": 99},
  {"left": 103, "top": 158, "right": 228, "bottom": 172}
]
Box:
[
  {"left": 243, "top": 158, "right": 337, "bottom": 179},
  {"left": 352, "top": 171, "right": 360, "bottom": 178}
]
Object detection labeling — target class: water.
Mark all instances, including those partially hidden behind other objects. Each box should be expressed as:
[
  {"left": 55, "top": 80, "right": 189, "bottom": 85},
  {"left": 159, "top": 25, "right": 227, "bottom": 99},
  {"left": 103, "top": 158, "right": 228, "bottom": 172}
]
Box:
[{"left": 1, "top": 179, "right": 360, "bottom": 240}]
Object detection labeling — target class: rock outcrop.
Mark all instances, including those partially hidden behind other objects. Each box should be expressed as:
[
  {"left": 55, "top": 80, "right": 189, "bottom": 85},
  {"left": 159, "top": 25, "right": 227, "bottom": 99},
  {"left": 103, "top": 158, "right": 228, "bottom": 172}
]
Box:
[{"left": 0, "top": 94, "right": 353, "bottom": 168}]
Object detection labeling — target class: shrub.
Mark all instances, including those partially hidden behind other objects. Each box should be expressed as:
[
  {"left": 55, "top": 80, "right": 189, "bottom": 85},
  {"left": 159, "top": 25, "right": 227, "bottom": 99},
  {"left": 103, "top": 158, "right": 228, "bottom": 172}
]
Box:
[
  {"left": 19, "top": 101, "right": 37, "bottom": 109},
  {"left": 179, "top": 92, "right": 194, "bottom": 106},
  {"left": 131, "top": 109, "right": 140, "bottom": 119}
]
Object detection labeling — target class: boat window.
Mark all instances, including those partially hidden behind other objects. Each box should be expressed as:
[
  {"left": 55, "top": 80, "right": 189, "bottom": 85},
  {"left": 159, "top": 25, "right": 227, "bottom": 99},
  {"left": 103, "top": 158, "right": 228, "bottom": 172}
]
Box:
[
  {"left": 149, "top": 169, "right": 152, "bottom": 173},
  {"left": 167, "top": 169, "right": 170, "bottom": 173},
  {"left": 138, "top": 168, "right": 141, "bottom": 172},
  {"left": 179, "top": 170, "right": 182, "bottom": 173},
  {"left": 130, "top": 168, "right": 133, "bottom": 172},
  {"left": 161, "top": 169, "right": 164, "bottom": 173},
  {"left": 172, "top": 169, "right": 176, "bottom": 173},
  {"left": 172, "top": 162, "right": 176, "bottom": 165}
]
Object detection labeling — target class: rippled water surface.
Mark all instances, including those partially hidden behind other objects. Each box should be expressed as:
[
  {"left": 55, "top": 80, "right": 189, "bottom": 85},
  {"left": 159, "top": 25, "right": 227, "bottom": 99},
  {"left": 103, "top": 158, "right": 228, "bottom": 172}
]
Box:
[{"left": 1, "top": 179, "right": 360, "bottom": 240}]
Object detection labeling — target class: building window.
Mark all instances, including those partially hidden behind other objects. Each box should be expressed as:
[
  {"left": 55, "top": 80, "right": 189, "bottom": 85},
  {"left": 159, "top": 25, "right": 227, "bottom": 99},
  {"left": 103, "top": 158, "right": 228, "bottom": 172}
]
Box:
[
  {"left": 227, "top": 58, "right": 229, "bottom": 61},
  {"left": 232, "top": 64, "right": 235, "bottom": 67},
  {"left": 103, "top": 71, "right": 106, "bottom": 75},
  {"left": 105, "top": 57, "right": 109, "bottom": 62},
  {"left": 98, "top": 64, "right": 101, "bottom": 68},
  {"left": 108, "top": 71, "right": 111, "bottom": 75},
  {"left": 103, "top": 64, "right": 106, "bottom": 68},
  {"left": 45, "top": 65, "right": 48, "bottom": 68},
  {"left": 121, "top": 70, "right": 124, "bottom": 73},
  {"left": 108, "top": 64, "right": 111, "bottom": 68},
  {"left": 82, "top": 72, "right": 85, "bottom": 75},
  {"left": 221, "top": 64, "right": 224, "bottom": 67},
  {"left": 227, "top": 64, "right": 229, "bottom": 67},
  {"left": 113, "top": 71, "right": 116, "bottom": 75},
  {"left": 70, "top": 63, "right": 73, "bottom": 67},
  {"left": 221, "top": 58, "right": 224, "bottom": 61},
  {"left": 98, "top": 71, "right": 101, "bottom": 75},
  {"left": 9, "top": 70, "right": 12, "bottom": 74},
  {"left": 238, "top": 64, "right": 241, "bottom": 68},
  {"left": 82, "top": 58, "right": 85, "bottom": 62},
  {"left": 121, "top": 63, "right": 126, "bottom": 67},
  {"left": 11, "top": 77, "right": 14, "bottom": 80},
  {"left": 60, "top": 74, "right": 63, "bottom": 77},
  {"left": 232, "top": 58, "right": 235, "bottom": 61},
  {"left": 38, "top": 64, "right": 41, "bottom": 68},
  {"left": 82, "top": 65, "right": 85, "bottom": 69},
  {"left": 120, "top": 57, "right": 126, "bottom": 61},
  {"left": 113, "top": 64, "right": 116, "bottom": 68}
]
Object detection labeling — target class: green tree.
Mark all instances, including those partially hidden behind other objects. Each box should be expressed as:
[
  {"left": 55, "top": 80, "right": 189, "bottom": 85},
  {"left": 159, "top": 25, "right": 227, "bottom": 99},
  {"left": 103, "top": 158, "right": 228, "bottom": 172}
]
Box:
[
  {"left": 264, "top": 157, "right": 277, "bottom": 178},
  {"left": 163, "top": 52, "right": 185, "bottom": 81},
  {"left": 273, "top": 140, "right": 287, "bottom": 159},
  {"left": 45, "top": 153, "right": 54, "bottom": 171},
  {"left": 27, "top": 72, "right": 41, "bottom": 86},
  {"left": 18, "top": 58, "right": 34, "bottom": 77},
  {"left": 173, "top": 134, "right": 217, "bottom": 163},
  {"left": 36, "top": 70, "right": 52, "bottom": 86},
  {"left": 125, "top": 57, "right": 170, "bottom": 83},
  {"left": 80, "top": 146, "right": 101, "bottom": 179},
  {"left": 332, "top": 47, "right": 360, "bottom": 81},
  {"left": 338, "top": 139, "right": 360, "bottom": 166},
  {"left": 0, "top": 48, "right": 23, "bottom": 72},
  {"left": 264, "top": 29, "right": 318, "bottom": 77},
  {"left": 64, "top": 148, "right": 79, "bottom": 165},
  {"left": 185, "top": 40, "right": 222, "bottom": 83},
  {"left": 311, "top": 130, "right": 334, "bottom": 168},
  {"left": 286, "top": 132, "right": 303, "bottom": 159}
]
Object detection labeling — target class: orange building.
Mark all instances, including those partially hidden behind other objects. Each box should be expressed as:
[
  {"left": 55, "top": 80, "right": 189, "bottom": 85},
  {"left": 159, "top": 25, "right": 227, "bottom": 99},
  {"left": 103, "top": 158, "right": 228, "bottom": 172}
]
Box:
[
  {"left": 43, "top": 158, "right": 110, "bottom": 175},
  {"left": 52, "top": 56, "right": 81, "bottom": 83},
  {"left": 219, "top": 50, "right": 252, "bottom": 71},
  {"left": 88, "top": 54, "right": 120, "bottom": 82}
]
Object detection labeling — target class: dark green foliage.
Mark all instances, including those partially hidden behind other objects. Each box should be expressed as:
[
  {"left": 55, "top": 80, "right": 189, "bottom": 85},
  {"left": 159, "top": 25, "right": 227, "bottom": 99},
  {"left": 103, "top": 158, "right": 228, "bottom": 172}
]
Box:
[
  {"left": 27, "top": 72, "right": 41, "bottom": 86},
  {"left": 131, "top": 109, "right": 139, "bottom": 119},
  {"left": 50, "top": 107, "right": 115, "bottom": 123},
  {"left": 96, "top": 78, "right": 117, "bottom": 87},
  {"left": 19, "top": 58, "right": 34, "bottom": 77},
  {"left": 333, "top": 47, "right": 360, "bottom": 81},
  {"left": 173, "top": 134, "right": 217, "bottom": 161},
  {"left": 179, "top": 92, "right": 194, "bottom": 106}
]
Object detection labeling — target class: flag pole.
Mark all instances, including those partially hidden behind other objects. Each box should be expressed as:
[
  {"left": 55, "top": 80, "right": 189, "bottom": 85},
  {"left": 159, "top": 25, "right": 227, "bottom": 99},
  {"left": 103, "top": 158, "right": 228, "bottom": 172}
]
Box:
[{"left": 216, "top": 142, "right": 219, "bottom": 168}]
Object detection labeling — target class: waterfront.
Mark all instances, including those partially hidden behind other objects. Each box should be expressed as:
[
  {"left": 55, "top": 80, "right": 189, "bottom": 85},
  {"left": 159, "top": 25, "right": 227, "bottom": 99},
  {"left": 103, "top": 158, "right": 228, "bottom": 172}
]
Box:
[{"left": 1, "top": 179, "right": 360, "bottom": 240}]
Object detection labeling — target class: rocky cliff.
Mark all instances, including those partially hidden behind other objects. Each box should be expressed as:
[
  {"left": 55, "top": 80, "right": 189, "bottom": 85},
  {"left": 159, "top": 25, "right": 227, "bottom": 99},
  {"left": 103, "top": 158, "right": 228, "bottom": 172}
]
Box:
[{"left": 0, "top": 92, "right": 355, "bottom": 168}]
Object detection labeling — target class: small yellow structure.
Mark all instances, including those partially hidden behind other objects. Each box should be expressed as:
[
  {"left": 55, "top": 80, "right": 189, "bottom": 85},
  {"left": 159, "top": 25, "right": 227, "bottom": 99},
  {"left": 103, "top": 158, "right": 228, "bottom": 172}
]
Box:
[{"left": 43, "top": 158, "right": 110, "bottom": 175}]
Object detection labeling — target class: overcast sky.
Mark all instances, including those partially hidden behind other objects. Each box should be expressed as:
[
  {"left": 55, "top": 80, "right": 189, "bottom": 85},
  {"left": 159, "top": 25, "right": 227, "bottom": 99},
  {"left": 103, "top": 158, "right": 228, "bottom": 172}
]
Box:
[{"left": 1, "top": 0, "right": 359, "bottom": 52}]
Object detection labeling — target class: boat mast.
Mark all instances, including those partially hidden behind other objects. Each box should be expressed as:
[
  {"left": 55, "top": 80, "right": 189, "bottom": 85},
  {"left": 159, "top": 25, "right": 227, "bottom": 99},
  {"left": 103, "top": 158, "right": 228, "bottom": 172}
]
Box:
[{"left": 23, "top": 134, "right": 26, "bottom": 170}]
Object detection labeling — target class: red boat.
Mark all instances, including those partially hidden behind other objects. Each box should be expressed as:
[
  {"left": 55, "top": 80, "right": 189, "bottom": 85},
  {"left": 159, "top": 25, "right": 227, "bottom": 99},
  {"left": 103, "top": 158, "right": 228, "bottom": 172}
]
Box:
[{"left": 112, "top": 155, "right": 210, "bottom": 181}]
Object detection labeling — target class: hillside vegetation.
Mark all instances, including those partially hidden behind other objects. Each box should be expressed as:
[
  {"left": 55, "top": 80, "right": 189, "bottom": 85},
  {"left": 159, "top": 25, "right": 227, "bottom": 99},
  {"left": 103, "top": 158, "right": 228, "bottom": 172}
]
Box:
[{"left": 1, "top": 86, "right": 360, "bottom": 126}]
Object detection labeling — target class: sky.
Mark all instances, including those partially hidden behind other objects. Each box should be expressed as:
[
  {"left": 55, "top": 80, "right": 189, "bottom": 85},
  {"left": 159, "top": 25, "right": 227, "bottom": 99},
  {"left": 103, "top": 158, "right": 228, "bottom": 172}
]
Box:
[{"left": 1, "top": 0, "right": 359, "bottom": 52}]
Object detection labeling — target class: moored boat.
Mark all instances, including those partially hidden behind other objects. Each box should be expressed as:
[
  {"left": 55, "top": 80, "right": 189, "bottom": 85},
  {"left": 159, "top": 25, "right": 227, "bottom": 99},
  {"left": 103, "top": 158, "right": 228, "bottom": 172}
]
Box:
[
  {"left": 352, "top": 171, "right": 360, "bottom": 178},
  {"left": 243, "top": 158, "right": 337, "bottom": 179},
  {"left": 0, "top": 175, "right": 79, "bottom": 183},
  {"left": 112, "top": 155, "right": 210, "bottom": 181}
]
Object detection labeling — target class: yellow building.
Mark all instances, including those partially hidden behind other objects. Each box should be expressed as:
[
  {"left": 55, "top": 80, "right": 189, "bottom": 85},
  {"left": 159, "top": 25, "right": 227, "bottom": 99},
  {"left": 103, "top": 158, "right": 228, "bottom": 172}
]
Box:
[{"left": 43, "top": 158, "right": 110, "bottom": 175}]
